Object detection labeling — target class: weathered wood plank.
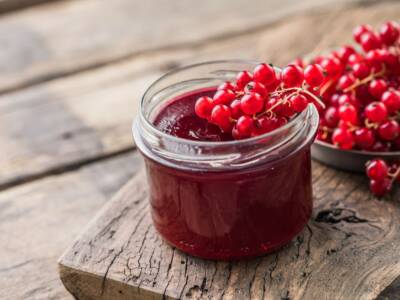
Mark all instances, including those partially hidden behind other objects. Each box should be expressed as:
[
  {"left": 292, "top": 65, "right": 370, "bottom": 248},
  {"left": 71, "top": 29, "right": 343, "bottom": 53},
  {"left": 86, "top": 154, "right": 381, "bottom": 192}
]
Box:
[
  {"left": 3, "top": 2, "right": 399, "bottom": 189},
  {"left": 0, "top": 0, "right": 366, "bottom": 94},
  {"left": 59, "top": 162, "right": 400, "bottom": 300},
  {"left": 0, "top": 152, "right": 142, "bottom": 300}
]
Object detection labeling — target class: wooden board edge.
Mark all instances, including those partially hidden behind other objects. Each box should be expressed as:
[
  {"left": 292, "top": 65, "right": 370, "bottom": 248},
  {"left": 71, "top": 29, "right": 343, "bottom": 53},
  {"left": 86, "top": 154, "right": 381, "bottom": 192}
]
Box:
[{"left": 58, "top": 263, "right": 178, "bottom": 300}]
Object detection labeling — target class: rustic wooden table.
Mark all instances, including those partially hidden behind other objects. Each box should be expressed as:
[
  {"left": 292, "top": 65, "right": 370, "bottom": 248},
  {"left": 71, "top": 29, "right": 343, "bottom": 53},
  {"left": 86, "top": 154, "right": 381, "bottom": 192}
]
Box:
[{"left": 1, "top": 0, "right": 400, "bottom": 299}]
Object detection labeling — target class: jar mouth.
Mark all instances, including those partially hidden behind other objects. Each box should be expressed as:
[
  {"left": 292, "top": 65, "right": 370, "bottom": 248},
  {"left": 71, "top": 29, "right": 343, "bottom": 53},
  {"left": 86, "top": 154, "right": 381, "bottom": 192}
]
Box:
[
  {"left": 138, "top": 59, "right": 306, "bottom": 147},
  {"left": 133, "top": 60, "right": 319, "bottom": 171}
]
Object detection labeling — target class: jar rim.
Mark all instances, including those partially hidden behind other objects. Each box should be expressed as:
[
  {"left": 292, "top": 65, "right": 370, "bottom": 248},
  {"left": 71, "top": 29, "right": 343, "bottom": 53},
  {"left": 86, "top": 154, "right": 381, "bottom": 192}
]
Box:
[{"left": 137, "top": 59, "right": 307, "bottom": 147}]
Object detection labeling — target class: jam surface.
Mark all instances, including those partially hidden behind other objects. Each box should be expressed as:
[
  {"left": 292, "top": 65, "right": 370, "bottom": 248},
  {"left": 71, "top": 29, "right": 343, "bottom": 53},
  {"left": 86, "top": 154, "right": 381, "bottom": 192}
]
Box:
[
  {"left": 146, "top": 88, "right": 313, "bottom": 260},
  {"left": 153, "top": 88, "right": 232, "bottom": 141}
]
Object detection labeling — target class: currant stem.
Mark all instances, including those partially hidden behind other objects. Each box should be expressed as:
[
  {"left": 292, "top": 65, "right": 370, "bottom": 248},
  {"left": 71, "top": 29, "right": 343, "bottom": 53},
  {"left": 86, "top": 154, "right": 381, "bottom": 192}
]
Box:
[
  {"left": 269, "top": 87, "right": 326, "bottom": 109},
  {"left": 343, "top": 67, "right": 386, "bottom": 93},
  {"left": 365, "top": 118, "right": 379, "bottom": 129},
  {"left": 268, "top": 95, "right": 290, "bottom": 112},
  {"left": 269, "top": 87, "right": 298, "bottom": 97},
  {"left": 322, "top": 126, "right": 334, "bottom": 133},
  {"left": 347, "top": 123, "right": 360, "bottom": 132},
  {"left": 388, "top": 165, "right": 400, "bottom": 184},
  {"left": 301, "top": 89, "right": 326, "bottom": 109},
  {"left": 320, "top": 79, "right": 335, "bottom": 96}
]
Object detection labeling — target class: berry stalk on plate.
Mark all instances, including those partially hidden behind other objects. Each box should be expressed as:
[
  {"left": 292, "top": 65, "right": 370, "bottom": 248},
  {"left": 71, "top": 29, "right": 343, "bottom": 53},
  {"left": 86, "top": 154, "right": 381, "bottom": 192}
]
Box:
[{"left": 194, "top": 63, "right": 326, "bottom": 140}]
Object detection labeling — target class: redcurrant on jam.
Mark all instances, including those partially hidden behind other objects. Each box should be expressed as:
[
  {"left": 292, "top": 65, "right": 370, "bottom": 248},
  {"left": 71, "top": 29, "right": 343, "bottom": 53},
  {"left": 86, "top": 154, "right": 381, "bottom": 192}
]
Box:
[{"left": 133, "top": 61, "right": 319, "bottom": 260}]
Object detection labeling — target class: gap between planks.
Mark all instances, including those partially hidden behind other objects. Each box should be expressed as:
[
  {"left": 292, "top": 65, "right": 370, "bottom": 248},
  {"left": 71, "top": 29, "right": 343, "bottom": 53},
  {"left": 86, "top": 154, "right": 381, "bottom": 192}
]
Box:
[
  {"left": 0, "top": 146, "right": 135, "bottom": 192},
  {"left": 0, "top": 0, "right": 62, "bottom": 15}
]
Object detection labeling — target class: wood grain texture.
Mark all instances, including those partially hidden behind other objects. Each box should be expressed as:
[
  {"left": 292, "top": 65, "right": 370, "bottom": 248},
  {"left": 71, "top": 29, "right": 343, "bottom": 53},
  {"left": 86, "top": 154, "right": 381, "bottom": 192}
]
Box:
[
  {"left": 59, "top": 162, "right": 400, "bottom": 300},
  {"left": 0, "top": 0, "right": 361, "bottom": 94},
  {"left": 3, "top": 1, "right": 400, "bottom": 189},
  {"left": 0, "top": 152, "right": 142, "bottom": 300}
]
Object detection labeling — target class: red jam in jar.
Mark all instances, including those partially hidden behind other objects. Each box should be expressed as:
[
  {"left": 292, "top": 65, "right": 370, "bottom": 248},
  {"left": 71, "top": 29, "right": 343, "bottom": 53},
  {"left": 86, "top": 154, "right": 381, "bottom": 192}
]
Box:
[{"left": 133, "top": 61, "right": 319, "bottom": 260}]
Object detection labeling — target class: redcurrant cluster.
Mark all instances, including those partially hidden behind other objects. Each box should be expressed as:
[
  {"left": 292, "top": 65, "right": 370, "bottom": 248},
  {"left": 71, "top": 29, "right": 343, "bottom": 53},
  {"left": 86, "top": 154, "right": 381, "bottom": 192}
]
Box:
[
  {"left": 366, "top": 159, "right": 400, "bottom": 196},
  {"left": 194, "top": 63, "right": 325, "bottom": 139},
  {"left": 305, "top": 21, "right": 400, "bottom": 151}
]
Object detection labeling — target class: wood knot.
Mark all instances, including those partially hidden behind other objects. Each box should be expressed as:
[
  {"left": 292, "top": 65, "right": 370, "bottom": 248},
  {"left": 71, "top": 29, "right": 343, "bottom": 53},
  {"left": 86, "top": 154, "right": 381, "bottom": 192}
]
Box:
[{"left": 315, "top": 208, "right": 368, "bottom": 224}]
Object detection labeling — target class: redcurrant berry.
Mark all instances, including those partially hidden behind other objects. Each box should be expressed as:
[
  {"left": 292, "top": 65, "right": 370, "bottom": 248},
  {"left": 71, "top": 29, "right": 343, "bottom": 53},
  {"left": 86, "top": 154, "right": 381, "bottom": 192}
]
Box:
[
  {"left": 236, "top": 115, "right": 254, "bottom": 137},
  {"left": 257, "top": 117, "right": 279, "bottom": 134},
  {"left": 338, "top": 94, "right": 360, "bottom": 109},
  {"left": 368, "top": 79, "right": 388, "bottom": 99},
  {"left": 245, "top": 81, "right": 267, "bottom": 97},
  {"left": 366, "top": 159, "right": 389, "bottom": 180},
  {"left": 338, "top": 103, "right": 358, "bottom": 124},
  {"left": 253, "top": 63, "right": 276, "bottom": 86},
  {"left": 348, "top": 53, "right": 364, "bottom": 66},
  {"left": 354, "top": 128, "right": 375, "bottom": 149},
  {"left": 364, "top": 102, "right": 388, "bottom": 123},
  {"left": 332, "top": 128, "right": 354, "bottom": 150},
  {"left": 329, "top": 94, "right": 341, "bottom": 107},
  {"left": 366, "top": 51, "right": 386, "bottom": 74},
  {"left": 370, "top": 178, "right": 392, "bottom": 197},
  {"left": 236, "top": 71, "right": 253, "bottom": 90},
  {"left": 383, "top": 52, "right": 400, "bottom": 70},
  {"left": 230, "top": 99, "right": 242, "bottom": 119},
  {"left": 324, "top": 106, "right": 340, "bottom": 128},
  {"left": 378, "top": 120, "right": 400, "bottom": 141},
  {"left": 231, "top": 126, "right": 244, "bottom": 140},
  {"left": 365, "top": 49, "right": 384, "bottom": 65},
  {"left": 304, "top": 64, "right": 324, "bottom": 87},
  {"left": 360, "top": 32, "right": 381, "bottom": 52},
  {"left": 379, "top": 21, "right": 399, "bottom": 46},
  {"left": 213, "top": 89, "right": 236, "bottom": 105},
  {"left": 289, "top": 94, "right": 308, "bottom": 112},
  {"left": 337, "top": 74, "right": 355, "bottom": 90},
  {"left": 352, "top": 62, "right": 370, "bottom": 79},
  {"left": 321, "top": 57, "right": 342, "bottom": 78},
  {"left": 353, "top": 24, "right": 373, "bottom": 43},
  {"left": 281, "top": 65, "right": 304, "bottom": 87},
  {"left": 195, "top": 96, "right": 214, "bottom": 119},
  {"left": 240, "top": 92, "right": 264, "bottom": 115},
  {"left": 264, "top": 70, "right": 281, "bottom": 91},
  {"left": 210, "top": 104, "right": 232, "bottom": 131},
  {"left": 381, "top": 90, "right": 400, "bottom": 113},
  {"left": 217, "top": 81, "right": 236, "bottom": 91},
  {"left": 336, "top": 45, "right": 356, "bottom": 63}
]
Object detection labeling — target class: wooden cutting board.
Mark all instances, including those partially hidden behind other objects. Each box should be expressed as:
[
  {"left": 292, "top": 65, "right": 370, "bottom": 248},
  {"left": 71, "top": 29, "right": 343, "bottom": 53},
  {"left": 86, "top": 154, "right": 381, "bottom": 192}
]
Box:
[{"left": 58, "top": 162, "right": 400, "bottom": 300}]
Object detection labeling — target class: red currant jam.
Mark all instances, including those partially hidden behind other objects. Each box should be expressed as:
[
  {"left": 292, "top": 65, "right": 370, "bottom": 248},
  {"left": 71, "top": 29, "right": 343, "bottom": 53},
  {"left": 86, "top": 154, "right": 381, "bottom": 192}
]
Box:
[
  {"left": 144, "top": 87, "right": 314, "bottom": 260},
  {"left": 153, "top": 88, "right": 232, "bottom": 142}
]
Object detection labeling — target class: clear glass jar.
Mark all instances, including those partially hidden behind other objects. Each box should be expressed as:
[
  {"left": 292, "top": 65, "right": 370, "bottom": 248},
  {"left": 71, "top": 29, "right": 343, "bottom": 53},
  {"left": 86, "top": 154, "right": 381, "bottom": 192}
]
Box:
[{"left": 133, "top": 60, "right": 319, "bottom": 260}]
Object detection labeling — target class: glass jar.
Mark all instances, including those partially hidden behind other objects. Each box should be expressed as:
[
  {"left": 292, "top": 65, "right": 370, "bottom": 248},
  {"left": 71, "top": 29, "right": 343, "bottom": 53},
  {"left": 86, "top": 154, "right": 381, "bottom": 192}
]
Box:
[{"left": 133, "top": 60, "right": 319, "bottom": 260}]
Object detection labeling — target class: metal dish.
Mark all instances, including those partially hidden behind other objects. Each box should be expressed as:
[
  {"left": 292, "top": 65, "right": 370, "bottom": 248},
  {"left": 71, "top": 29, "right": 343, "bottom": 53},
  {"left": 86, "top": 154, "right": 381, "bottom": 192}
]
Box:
[{"left": 311, "top": 141, "right": 400, "bottom": 173}]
